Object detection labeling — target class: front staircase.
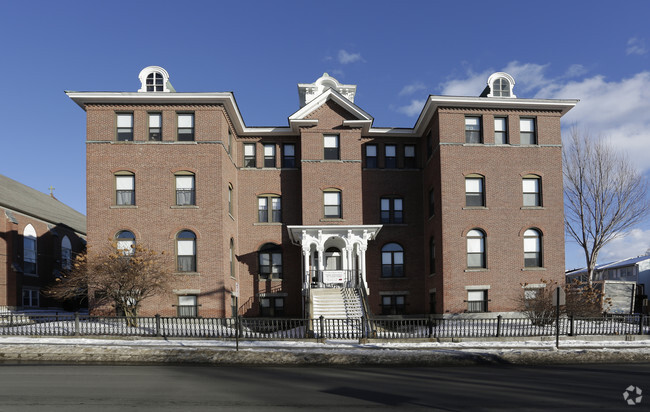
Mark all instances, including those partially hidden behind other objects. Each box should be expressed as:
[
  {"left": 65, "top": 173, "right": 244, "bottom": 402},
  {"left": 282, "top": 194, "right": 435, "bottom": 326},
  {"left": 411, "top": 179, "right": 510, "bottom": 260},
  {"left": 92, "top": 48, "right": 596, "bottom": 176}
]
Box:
[{"left": 310, "top": 288, "right": 366, "bottom": 339}]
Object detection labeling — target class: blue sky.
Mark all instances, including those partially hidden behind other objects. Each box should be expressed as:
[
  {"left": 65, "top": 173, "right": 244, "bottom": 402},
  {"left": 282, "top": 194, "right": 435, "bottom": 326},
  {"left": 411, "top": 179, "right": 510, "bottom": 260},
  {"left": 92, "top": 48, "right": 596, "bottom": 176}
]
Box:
[{"left": 1, "top": 0, "right": 649, "bottom": 270}]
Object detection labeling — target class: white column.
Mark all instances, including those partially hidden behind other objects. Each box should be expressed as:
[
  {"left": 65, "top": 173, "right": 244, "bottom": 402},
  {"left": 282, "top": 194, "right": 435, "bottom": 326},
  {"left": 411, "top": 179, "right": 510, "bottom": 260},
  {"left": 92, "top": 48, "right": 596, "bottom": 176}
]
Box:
[
  {"left": 317, "top": 246, "right": 324, "bottom": 284},
  {"left": 302, "top": 245, "right": 311, "bottom": 292},
  {"left": 359, "top": 244, "right": 368, "bottom": 293}
]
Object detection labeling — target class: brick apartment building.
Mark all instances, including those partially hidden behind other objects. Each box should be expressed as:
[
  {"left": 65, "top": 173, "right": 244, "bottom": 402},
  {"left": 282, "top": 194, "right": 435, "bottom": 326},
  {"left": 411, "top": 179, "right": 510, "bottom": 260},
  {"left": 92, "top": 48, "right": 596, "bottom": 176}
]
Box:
[
  {"left": 67, "top": 67, "right": 577, "bottom": 318},
  {"left": 0, "top": 174, "right": 86, "bottom": 311}
]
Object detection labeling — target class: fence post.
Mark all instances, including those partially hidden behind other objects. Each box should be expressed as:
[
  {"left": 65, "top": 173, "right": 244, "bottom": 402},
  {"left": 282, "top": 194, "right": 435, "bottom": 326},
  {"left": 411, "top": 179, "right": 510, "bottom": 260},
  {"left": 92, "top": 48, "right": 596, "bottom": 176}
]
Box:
[
  {"left": 639, "top": 315, "right": 645, "bottom": 336},
  {"left": 319, "top": 315, "right": 325, "bottom": 343},
  {"left": 569, "top": 315, "right": 575, "bottom": 337},
  {"left": 360, "top": 316, "right": 365, "bottom": 344},
  {"left": 74, "top": 312, "right": 80, "bottom": 337},
  {"left": 496, "top": 315, "right": 502, "bottom": 338},
  {"left": 155, "top": 314, "right": 161, "bottom": 337}
]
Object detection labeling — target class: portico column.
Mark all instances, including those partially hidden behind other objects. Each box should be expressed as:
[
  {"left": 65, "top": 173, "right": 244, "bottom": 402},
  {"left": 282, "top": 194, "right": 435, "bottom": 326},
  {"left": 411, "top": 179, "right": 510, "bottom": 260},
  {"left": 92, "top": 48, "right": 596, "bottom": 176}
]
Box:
[
  {"left": 317, "top": 246, "right": 324, "bottom": 284},
  {"left": 359, "top": 244, "right": 368, "bottom": 293},
  {"left": 345, "top": 245, "right": 354, "bottom": 287},
  {"left": 302, "top": 245, "right": 311, "bottom": 291}
]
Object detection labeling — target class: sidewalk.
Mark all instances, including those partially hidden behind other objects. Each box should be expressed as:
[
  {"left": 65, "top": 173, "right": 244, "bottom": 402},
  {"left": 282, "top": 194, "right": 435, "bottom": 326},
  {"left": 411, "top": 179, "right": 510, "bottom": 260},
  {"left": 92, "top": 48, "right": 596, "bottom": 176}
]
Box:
[{"left": 1, "top": 336, "right": 649, "bottom": 366}]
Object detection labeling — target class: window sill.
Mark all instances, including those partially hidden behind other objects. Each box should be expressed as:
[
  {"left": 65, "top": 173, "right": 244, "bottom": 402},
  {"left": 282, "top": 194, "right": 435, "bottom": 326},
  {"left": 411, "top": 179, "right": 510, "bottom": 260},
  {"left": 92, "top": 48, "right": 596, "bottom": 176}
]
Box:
[
  {"left": 320, "top": 218, "right": 344, "bottom": 222},
  {"left": 171, "top": 205, "right": 199, "bottom": 209},
  {"left": 462, "top": 207, "right": 488, "bottom": 210},
  {"left": 254, "top": 222, "right": 283, "bottom": 226},
  {"left": 521, "top": 267, "right": 546, "bottom": 271},
  {"left": 380, "top": 277, "right": 407, "bottom": 280},
  {"left": 110, "top": 205, "right": 137, "bottom": 209},
  {"left": 23, "top": 273, "right": 39, "bottom": 278},
  {"left": 174, "top": 272, "right": 201, "bottom": 276},
  {"left": 258, "top": 278, "right": 283, "bottom": 282},
  {"left": 521, "top": 206, "right": 544, "bottom": 210},
  {"left": 464, "top": 268, "right": 488, "bottom": 272}
]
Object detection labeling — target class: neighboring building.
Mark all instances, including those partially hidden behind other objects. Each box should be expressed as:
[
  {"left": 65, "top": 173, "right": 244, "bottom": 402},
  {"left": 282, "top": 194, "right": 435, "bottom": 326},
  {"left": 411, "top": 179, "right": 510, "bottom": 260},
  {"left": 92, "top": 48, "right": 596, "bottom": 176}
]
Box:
[
  {"left": 0, "top": 174, "right": 86, "bottom": 311},
  {"left": 566, "top": 252, "right": 650, "bottom": 314},
  {"left": 67, "top": 66, "right": 577, "bottom": 318}
]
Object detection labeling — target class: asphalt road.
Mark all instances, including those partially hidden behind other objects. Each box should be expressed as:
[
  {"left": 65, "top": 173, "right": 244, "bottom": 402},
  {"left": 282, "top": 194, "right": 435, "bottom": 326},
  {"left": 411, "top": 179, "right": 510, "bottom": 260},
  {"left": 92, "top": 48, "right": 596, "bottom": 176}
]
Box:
[{"left": 0, "top": 363, "right": 647, "bottom": 411}]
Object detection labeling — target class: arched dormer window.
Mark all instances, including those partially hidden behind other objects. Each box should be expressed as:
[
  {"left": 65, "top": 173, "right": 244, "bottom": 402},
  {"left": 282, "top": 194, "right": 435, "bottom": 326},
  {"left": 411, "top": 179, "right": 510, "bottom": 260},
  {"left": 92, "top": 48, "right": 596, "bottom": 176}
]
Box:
[
  {"left": 486, "top": 72, "right": 516, "bottom": 98},
  {"left": 138, "top": 66, "right": 173, "bottom": 93}
]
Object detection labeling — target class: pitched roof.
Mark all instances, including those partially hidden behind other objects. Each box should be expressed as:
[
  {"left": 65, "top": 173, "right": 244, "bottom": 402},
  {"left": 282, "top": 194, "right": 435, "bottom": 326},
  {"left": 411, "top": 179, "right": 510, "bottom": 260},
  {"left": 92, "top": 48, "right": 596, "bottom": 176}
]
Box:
[
  {"left": 0, "top": 174, "right": 86, "bottom": 234},
  {"left": 566, "top": 254, "right": 650, "bottom": 276}
]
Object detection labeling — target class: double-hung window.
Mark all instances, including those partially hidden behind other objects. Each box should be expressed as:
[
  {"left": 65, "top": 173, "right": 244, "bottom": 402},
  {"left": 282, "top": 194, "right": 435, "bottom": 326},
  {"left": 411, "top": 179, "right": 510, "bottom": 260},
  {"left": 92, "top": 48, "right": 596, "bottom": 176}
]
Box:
[
  {"left": 381, "top": 295, "right": 406, "bottom": 315},
  {"left": 260, "top": 297, "right": 284, "bottom": 317},
  {"left": 467, "top": 290, "right": 488, "bottom": 313},
  {"left": 381, "top": 243, "right": 404, "bottom": 278},
  {"left": 116, "top": 230, "right": 135, "bottom": 255},
  {"left": 177, "top": 113, "right": 194, "bottom": 141},
  {"left": 465, "top": 117, "right": 482, "bottom": 143},
  {"left": 175, "top": 173, "right": 195, "bottom": 206},
  {"left": 324, "top": 135, "right": 339, "bottom": 160},
  {"left": 520, "top": 118, "right": 536, "bottom": 145},
  {"left": 61, "top": 236, "right": 72, "bottom": 270},
  {"left": 149, "top": 113, "right": 162, "bottom": 141},
  {"left": 23, "top": 224, "right": 37, "bottom": 275},
  {"left": 467, "top": 229, "right": 486, "bottom": 269},
  {"left": 115, "top": 173, "right": 135, "bottom": 206},
  {"left": 365, "top": 144, "right": 377, "bottom": 168},
  {"left": 384, "top": 145, "right": 397, "bottom": 168},
  {"left": 465, "top": 176, "right": 485, "bottom": 207},
  {"left": 259, "top": 244, "right": 282, "bottom": 279},
  {"left": 22, "top": 289, "right": 39, "bottom": 308},
  {"left": 117, "top": 113, "right": 133, "bottom": 141},
  {"left": 177, "top": 295, "right": 198, "bottom": 318},
  {"left": 282, "top": 144, "right": 296, "bottom": 168},
  {"left": 523, "top": 175, "right": 541, "bottom": 206},
  {"left": 323, "top": 190, "right": 342, "bottom": 218},
  {"left": 243, "top": 143, "right": 256, "bottom": 167},
  {"left": 258, "top": 195, "right": 281, "bottom": 223},
  {"left": 404, "top": 145, "right": 416, "bottom": 168},
  {"left": 524, "top": 229, "right": 542, "bottom": 267},
  {"left": 263, "top": 144, "right": 276, "bottom": 168},
  {"left": 176, "top": 230, "right": 197, "bottom": 272},
  {"left": 494, "top": 117, "right": 508, "bottom": 144},
  {"left": 380, "top": 197, "right": 403, "bottom": 223}
]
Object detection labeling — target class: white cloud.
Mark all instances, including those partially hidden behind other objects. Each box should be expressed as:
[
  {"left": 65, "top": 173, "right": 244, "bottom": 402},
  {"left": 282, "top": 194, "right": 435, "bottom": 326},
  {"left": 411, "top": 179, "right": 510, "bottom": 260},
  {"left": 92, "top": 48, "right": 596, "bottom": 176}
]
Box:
[
  {"left": 626, "top": 37, "right": 647, "bottom": 56},
  {"left": 564, "top": 64, "right": 587, "bottom": 78},
  {"left": 399, "top": 82, "right": 427, "bottom": 96},
  {"left": 396, "top": 99, "right": 425, "bottom": 117},
  {"left": 598, "top": 229, "right": 650, "bottom": 262},
  {"left": 338, "top": 50, "right": 364, "bottom": 64},
  {"left": 439, "top": 70, "right": 490, "bottom": 96}
]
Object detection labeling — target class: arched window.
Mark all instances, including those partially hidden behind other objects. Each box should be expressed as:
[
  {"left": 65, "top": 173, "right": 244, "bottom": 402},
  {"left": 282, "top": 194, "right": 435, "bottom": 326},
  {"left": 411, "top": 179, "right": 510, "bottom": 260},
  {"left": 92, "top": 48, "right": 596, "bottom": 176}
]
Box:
[
  {"left": 61, "top": 236, "right": 72, "bottom": 270},
  {"left": 259, "top": 243, "right": 282, "bottom": 279},
  {"left": 116, "top": 230, "right": 135, "bottom": 255},
  {"left": 177, "top": 230, "right": 196, "bottom": 272},
  {"left": 381, "top": 243, "right": 404, "bottom": 278},
  {"left": 467, "top": 229, "right": 486, "bottom": 269},
  {"left": 324, "top": 247, "right": 342, "bottom": 270},
  {"left": 23, "top": 224, "right": 37, "bottom": 275},
  {"left": 138, "top": 66, "right": 171, "bottom": 93},
  {"left": 492, "top": 77, "right": 510, "bottom": 97},
  {"left": 524, "top": 229, "right": 542, "bottom": 268}
]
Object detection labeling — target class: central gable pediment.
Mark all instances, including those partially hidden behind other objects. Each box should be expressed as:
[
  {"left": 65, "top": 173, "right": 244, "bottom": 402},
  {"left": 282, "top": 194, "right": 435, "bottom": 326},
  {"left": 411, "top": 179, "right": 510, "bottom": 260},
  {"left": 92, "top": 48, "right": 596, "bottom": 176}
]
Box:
[{"left": 289, "top": 88, "right": 373, "bottom": 124}]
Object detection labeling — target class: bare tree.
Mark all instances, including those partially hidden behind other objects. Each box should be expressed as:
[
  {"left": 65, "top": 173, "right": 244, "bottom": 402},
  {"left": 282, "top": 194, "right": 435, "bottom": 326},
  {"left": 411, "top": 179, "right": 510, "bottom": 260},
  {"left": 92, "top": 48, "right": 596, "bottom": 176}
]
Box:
[
  {"left": 563, "top": 127, "right": 649, "bottom": 284},
  {"left": 47, "top": 242, "right": 172, "bottom": 326}
]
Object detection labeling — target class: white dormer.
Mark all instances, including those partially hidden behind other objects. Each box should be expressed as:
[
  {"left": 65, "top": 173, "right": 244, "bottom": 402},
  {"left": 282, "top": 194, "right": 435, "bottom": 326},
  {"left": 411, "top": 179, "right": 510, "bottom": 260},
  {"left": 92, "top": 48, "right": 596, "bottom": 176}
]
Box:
[
  {"left": 138, "top": 66, "right": 174, "bottom": 93},
  {"left": 486, "top": 72, "right": 516, "bottom": 98},
  {"left": 298, "top": 73, "right": 357, "bottom": 107}
]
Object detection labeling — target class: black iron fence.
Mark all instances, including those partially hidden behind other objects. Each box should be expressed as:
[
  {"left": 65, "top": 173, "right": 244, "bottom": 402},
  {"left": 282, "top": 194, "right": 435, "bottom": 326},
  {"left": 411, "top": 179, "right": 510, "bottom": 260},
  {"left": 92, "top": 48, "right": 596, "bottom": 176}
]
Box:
[{"left": 0, "top": 313, "right": 647, "bottom": 340}]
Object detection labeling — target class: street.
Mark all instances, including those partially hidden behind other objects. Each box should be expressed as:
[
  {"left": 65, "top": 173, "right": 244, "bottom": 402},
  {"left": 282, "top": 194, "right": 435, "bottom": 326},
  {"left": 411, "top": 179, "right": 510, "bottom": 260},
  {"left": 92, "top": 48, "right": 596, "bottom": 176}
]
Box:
[{"left": 0, "top": 363, "right": 647, "bottom": 410}]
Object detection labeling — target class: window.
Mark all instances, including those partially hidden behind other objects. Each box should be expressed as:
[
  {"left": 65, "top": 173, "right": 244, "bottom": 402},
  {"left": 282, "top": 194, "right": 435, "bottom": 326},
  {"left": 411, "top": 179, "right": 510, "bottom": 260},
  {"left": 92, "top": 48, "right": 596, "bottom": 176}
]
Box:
[
  {"left": 523, "top": 175, "right": 541, "bottom": 206},
  {"left": 263, "top": 144, "right": 276, "bottom": 167},
  {"left": 429, "top": 236, "right": 436, "bottom": 275},
  {"left": 465, "top": 117, "right": 482, "bottom": 144},
  {"left": 465, "top": 175, "right": 485, "bottom": 207},
  {"left": 426, "top": 131, "right": 433, "bottom": 158},
  {"left": 428, "top": 188, "right": 435, "bottom": 217},
  {"left": 61, "top": 236, "right": 72, "bottom": 270},
  {"left": 228, "top": 183, "right": 233, "bottom": 215},
  {"left": 524, "top": 229, "right": 542, "bottom": 268},
  {"left": 365, "top": 144, "right": 377, "bottom": 168},
  {"left": 23, "top": 224, "right": 37, "bottom": 275},
  {"left": 22, "top": 289, "right": 39, "bottom": 308},
  {"left": 404, "top": 145, "right": 416, "bottom": 168},
  {"left": 176, "top": 230, "right": 196, "bottom": 272},
  {"left": 323, "top": 190, "right": 342, "bottom": 218},
  {"left": 324, "top": 135, "right": 339, "bottom": 160},
  {"left": 467, "top": 290, "right": 488, "bottom": 313},
  {"left": 384, "top": 145, "right": 397, "bottom": 168},
  {"left": 381, "top": 243, "right": 404, "bottom": 278},
  {"left": 325, "top": 247, "right": 342, "bottom": 270},
  {"left": 115, "top": 173, "right": 135, "bottom": 206},
  {"left": 243, "top": 143, "right": 256, "bottom": 168},
  {"left": 282, "top": 144, "right": 296, "bottom": 168},
  {"left": 177, "top": 113, "right": 194, "bottom": 141},
  {"left": 467, "top": 229, "right": 486, "bottom": 269},
  {"left": 380, "top": 197, "right": 403, "bottom": 224},
  {"left": 520, "top": 118, "right": 536, "bottom": 145},
  {"left": 175, "top": 173, "right": 195, "bottom": 206},
  {"left": 116, "top": 230, "right": 135, "bottom": 255},
  {"left": 117, "top": 113, "right": 133, "bottom": 141},
  {"left": 259, "top": 243, "right": 282, "bottom": 279},
  {"left": 494, "top": 117, "right": 508, "bottom": 144},
  {"left": 492, "top": 77, "right": 510, "bottom": 97},
  {"left": 258, "top": 195, "right": 281, "bottom": 223},
  {"left": 228, "top": 129, "right": 232, "bottom": 154},
  {"left": 146, "top": 72, "right": 164, "bottom": 92},
  {"left": 260, "top": 297, "right": 284, "bottom": 317},
  {"left": 177, "top": 295, "right": 198, "bottom": 318},
  {"left": 149, "top": 113, "right": 162, "bottom": 141},
  {"left": 230, "top": 238, "right": 235, "bottom": 278},
  {"left": 381, "top": 295, "right": 405, "bottom": 315}
]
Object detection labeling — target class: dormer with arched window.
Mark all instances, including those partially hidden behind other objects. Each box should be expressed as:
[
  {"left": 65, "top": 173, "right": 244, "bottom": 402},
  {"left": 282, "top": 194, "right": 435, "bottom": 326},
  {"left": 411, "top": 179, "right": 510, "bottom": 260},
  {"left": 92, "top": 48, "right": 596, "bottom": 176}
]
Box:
[
  {"left": 485, "top": 72, "right": 516, "bottom": 98},
  {"left": 138, "top": 66, "right": 174, "bottom": 93}
]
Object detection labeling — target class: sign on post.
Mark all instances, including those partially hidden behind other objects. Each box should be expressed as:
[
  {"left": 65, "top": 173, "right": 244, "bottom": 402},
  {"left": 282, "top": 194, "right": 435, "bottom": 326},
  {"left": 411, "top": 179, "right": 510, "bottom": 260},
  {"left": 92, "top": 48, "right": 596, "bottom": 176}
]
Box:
[{"left": 552, "top": 286, "right": 566, "bottom": 306}]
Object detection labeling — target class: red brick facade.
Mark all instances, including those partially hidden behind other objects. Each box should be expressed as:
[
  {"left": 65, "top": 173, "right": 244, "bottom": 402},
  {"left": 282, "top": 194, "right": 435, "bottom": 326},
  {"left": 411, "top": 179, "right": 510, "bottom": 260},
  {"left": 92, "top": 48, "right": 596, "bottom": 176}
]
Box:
[{"left": 69, "top": 69, "right": 576, "bottom": 318}]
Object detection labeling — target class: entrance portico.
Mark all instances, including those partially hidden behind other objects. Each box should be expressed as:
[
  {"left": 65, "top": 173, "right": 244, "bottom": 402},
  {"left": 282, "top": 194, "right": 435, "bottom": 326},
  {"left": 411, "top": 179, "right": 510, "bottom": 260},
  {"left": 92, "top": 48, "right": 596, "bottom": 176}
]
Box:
[{"left": 287, "top": 225, "right": 382, "bottom": 294}]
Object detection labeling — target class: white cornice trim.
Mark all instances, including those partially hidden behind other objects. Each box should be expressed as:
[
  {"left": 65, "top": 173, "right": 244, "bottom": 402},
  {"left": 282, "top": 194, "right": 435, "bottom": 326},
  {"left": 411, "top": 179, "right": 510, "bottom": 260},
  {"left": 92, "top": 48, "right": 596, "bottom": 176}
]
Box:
[{"left": 289, "top": 88, "right": 373, "bottom": 122}]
